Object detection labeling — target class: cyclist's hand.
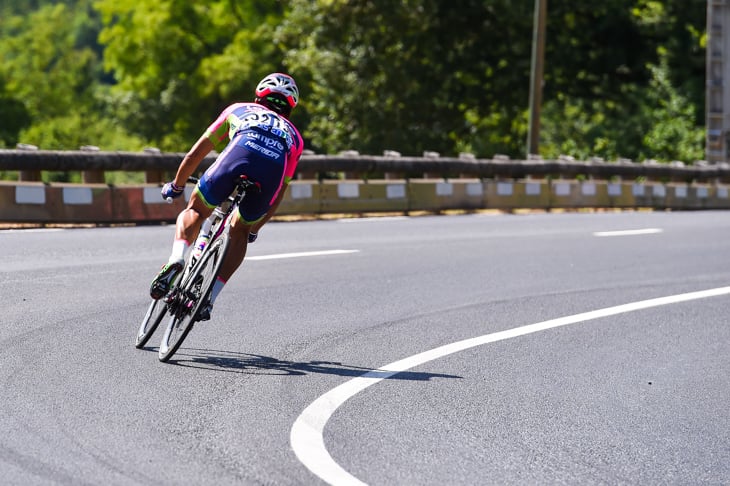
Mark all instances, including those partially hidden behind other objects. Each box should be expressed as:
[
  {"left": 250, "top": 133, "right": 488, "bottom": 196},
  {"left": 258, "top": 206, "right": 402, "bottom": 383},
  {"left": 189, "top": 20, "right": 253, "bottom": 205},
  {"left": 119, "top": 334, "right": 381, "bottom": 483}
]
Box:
[
  {"left": 248, "top": 232, "right": 258, "bottom": 243},
  {"left": 161, "top": 182, "right": 184, "bottom": 200}
]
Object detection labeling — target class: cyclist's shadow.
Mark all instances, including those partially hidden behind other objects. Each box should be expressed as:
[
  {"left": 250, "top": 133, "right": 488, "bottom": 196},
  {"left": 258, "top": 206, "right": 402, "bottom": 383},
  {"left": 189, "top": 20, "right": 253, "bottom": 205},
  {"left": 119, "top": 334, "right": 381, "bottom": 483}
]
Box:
[{"left": 154, "top": 347, "right": 462, "bottom": 381}]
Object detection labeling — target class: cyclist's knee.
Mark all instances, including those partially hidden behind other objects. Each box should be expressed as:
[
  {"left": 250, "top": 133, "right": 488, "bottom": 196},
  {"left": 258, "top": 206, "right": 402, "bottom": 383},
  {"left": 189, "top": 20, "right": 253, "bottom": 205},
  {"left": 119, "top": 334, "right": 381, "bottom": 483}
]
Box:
[
  {"left": 188, "top": 192, "right": 212, "bottom": 213},
  {"left": 181, "top": 195, "right": 211, "bottom": 222}
]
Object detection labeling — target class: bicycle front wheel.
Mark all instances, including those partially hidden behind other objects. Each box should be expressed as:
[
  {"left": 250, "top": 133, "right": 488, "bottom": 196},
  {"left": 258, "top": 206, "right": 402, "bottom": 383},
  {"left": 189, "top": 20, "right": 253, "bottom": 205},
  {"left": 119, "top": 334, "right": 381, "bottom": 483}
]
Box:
[
  {"left": 135, "top": 298, "right": 168, "bottom": 349},
  {"left": 158, "top": 234, "right": 228, "bottom": 362}
]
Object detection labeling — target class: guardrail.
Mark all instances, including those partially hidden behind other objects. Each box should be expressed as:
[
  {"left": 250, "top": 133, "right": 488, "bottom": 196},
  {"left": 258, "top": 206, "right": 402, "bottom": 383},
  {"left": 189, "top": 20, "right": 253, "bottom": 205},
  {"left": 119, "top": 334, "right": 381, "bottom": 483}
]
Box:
[
  {"left": 2, "top": 148, "right": 730, "bottom": 182},
  {"left": 1, "top": 148, "right": 729, "bottom": 224}
]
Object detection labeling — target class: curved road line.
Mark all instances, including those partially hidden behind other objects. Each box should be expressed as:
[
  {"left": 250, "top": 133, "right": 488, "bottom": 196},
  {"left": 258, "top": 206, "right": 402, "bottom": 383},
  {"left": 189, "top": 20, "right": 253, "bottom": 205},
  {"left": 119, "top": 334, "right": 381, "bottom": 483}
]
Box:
[{"left": 290, "top": 286, "right": 730, "bottom": 486}]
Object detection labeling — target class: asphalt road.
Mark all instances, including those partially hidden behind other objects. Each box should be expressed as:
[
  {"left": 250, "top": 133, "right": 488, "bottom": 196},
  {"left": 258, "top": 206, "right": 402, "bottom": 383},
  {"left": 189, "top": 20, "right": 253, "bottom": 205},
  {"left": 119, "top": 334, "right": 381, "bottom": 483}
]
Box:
[{"left": 2, "top": 210, "right": 729, "bottom": 485}]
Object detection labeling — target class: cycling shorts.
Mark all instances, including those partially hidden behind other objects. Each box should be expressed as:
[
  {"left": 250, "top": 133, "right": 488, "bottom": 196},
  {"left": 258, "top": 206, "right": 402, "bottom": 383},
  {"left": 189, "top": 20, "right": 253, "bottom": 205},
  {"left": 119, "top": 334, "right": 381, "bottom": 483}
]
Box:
[{"left": 196, "top": 130, "right": 286, "bottom": 223}]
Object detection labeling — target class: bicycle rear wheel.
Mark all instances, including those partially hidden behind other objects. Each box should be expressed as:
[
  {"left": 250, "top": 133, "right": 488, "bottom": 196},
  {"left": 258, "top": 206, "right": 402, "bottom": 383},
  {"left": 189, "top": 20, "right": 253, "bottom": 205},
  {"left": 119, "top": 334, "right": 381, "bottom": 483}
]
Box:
[
  {"left": 135, "top": 298, "right": 168, "bottom": 348},
  {"left": 158, "top": 233, "right": 229, "bottom": 362}
]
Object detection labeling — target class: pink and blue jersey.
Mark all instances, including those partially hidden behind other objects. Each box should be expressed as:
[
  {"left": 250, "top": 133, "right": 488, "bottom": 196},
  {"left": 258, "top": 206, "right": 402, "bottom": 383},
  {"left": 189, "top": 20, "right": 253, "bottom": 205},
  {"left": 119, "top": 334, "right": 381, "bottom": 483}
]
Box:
[
  {"left": 195, "top": 102, "right": 304, "bottom": 223},
  {"left": 204, "top": 102, "right": 304, "bottom": 184}
]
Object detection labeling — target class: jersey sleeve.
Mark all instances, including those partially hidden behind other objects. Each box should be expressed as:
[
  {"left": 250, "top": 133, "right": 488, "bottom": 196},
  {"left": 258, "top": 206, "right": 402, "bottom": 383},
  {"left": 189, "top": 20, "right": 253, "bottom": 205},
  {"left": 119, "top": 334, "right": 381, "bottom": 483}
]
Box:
[{"left": 203, "top": 103, "right": 244, "bottom": 153}]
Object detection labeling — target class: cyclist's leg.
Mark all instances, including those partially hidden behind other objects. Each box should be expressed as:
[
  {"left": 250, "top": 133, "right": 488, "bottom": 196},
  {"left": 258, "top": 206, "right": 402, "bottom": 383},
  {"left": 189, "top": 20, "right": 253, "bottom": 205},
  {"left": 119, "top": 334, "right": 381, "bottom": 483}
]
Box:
[
  {"left": 204, "top": 147, "right": 285, "bottom": 315},
  {"left": 175, "top": 192, "right": 214, "bottom": 248},
  {"left": 171, "top": 147, "right": 248, "bottom": 256},
  {"left": 218, "top": 213, "right": 254, "bottom": 282},
  {"left": 198, "top": 213, "right": 253, "bottom": 319},
  {"left": 150, "top": 193, "right": 214, "bottom": 299},
  {"left": 151, "top": 149, "right": 239, "bottom": 299},
  {"left": 219, "top": 151, "right": 284, "bottom": 282}
]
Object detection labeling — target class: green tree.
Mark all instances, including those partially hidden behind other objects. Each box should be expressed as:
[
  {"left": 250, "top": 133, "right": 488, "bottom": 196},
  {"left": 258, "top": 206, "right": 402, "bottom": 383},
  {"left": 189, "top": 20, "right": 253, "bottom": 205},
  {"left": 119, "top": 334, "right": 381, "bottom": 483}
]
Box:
[
  {"left": 639, "top": 59, "right": 704, "bottom": 162},
  {"left": 0, "top": 0, "right": 709, "bottom": 163},
  {"left": 280, "top": 0, "right": 535, "bottom": 157},
  {"left": 280, "top": 0, "right": 706, "bottom": 162},
  {"left": 539, "top": 0, "right": 705, "bottom": 162},
  {"left": 633, "top": 0, "right": 707, "bottom": 127},
  {"left": 0, "top": 77, "right": 31, "bottom": 147},
  {"left": 0, "top": 3, "right": 97, "bottom": 120},
  {"left": 94, "top": 0, "right": 288, "bottom": 150},
  {"left": 0, "top": 0, "right": 145, "bottom": 150}
]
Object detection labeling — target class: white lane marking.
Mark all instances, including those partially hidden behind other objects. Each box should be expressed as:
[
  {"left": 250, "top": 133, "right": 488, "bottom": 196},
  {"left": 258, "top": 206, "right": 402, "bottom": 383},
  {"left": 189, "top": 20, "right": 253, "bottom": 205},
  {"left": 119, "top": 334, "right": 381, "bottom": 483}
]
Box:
[
  {"left": 291, "top": 285, "right": 730, "bottom": 486},
  {"left": 248, "top": 249, "right": 359, "bottom": 261},
  {"left": 1, "top": 228, "right": 64, "bottom": 234},
  {"left": 593, "top": 228, "right": 663, "bottom": 237},
  {"left": 338, "top": 217, "right": 408, "bottom": 223}
]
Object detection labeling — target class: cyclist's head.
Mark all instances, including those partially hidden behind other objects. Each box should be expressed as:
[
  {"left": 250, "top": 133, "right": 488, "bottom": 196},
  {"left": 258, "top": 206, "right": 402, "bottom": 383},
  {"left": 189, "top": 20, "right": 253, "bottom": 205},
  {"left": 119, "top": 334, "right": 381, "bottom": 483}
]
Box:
[{"left": 254, "top": 72, "right": 299, "bottom": 118}]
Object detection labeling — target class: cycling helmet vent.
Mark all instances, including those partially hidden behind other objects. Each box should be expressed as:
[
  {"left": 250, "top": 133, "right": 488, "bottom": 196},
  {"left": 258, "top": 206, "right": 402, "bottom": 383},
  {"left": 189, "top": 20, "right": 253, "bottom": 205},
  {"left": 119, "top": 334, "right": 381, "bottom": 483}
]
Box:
[{"left": 255, "top": 73, "right": 299, "bottom": 109}]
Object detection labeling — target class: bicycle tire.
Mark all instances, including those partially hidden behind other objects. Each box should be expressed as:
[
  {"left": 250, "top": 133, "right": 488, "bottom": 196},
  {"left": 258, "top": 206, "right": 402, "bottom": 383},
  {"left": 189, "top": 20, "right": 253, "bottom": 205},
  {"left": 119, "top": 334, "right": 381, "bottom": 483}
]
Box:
[
  {"left": 158, "top": 233, "right": 229, "bottom": 362},
  {"left": 135, "top": 298, "right": 168, "bottom": 348}
]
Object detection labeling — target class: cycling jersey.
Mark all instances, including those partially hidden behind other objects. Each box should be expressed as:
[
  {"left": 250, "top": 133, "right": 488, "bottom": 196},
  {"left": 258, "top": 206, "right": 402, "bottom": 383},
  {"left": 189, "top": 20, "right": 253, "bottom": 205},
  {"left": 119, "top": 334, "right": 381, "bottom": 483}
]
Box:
[
  {"left": 204, "top": 102, "right": 304, "bottom": 184},
  {"left": 195, "top": 103, "right": 304, "bottom": 224}
]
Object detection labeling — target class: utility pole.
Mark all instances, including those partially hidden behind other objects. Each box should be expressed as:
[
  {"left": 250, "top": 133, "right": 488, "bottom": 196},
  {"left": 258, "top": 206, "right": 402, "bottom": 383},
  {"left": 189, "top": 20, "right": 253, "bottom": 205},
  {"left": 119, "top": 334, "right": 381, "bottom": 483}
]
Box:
[
  {"left": 706, "top": 0, "right": 729, "bottom": 163},
  {"left": 527, "top": 0, "right": 547, "bottom": 157}
]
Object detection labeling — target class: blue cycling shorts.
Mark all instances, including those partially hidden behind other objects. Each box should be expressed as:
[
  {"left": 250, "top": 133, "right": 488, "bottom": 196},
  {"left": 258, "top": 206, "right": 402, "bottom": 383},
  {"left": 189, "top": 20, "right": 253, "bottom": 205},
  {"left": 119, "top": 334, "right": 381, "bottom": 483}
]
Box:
[{"left": 196, "top": 131, "right": 286, "bottom": 223}]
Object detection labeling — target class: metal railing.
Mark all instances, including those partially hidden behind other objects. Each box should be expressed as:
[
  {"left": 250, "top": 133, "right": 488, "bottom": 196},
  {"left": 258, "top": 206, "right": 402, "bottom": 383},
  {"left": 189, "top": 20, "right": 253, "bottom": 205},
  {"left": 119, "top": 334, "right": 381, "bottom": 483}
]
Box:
[{"left": 1, "top": 148, "right": 729, "bottom": 183}]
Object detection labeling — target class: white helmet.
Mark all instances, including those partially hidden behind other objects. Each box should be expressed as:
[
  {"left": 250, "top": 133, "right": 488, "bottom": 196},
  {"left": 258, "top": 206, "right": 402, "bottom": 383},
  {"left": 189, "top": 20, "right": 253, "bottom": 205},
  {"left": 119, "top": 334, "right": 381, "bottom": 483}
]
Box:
[{"left": 255, "top": 73, "right": 299, "bottom": 110}]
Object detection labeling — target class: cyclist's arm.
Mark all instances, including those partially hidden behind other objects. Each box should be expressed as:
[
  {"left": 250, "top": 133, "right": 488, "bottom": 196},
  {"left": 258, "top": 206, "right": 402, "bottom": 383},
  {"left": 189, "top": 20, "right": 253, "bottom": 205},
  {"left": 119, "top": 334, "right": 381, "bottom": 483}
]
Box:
[
  {"left": 251, "top": 181, "right": 289, "bottom": 233},
  {"left": 172, "top": 135, "right": 215, "bottom": 187}
]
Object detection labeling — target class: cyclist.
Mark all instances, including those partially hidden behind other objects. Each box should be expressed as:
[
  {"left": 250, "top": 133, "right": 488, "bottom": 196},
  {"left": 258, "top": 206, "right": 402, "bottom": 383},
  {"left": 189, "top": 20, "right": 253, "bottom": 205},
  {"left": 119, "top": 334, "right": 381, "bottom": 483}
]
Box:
[{"left": 150, "top": 72, "right": 304, "bottom": 320}]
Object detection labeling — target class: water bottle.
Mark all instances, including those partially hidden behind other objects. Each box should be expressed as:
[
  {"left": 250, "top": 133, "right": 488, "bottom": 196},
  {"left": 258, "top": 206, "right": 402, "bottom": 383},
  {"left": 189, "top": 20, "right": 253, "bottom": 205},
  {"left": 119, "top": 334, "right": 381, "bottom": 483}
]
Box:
[{"left": 192, "top": 218, "right": 213, "bottom": 260}]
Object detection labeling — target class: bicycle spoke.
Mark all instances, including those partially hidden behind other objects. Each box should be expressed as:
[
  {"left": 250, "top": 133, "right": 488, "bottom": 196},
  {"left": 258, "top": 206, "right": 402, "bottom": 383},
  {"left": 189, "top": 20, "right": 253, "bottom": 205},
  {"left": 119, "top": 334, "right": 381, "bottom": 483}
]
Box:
[
  {"left": 135, "top": 298, "right": 168, "bottom": 348},
  {"left": 158, "top": 234, "right": 228, "bottom": 362}
]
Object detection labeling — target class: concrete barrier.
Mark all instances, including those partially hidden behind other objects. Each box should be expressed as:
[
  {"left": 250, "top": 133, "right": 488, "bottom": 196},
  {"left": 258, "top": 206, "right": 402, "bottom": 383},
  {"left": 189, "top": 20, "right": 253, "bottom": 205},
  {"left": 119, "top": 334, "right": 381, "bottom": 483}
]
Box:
[{"left": 2, "top": 178, "right": 729, "bottom": 225}]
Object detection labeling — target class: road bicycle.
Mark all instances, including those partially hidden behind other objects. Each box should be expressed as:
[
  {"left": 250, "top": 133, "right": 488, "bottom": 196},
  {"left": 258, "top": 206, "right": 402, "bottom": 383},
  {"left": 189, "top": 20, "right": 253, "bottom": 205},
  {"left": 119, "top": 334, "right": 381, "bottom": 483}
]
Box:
[{"left": 135, "top": 175, "right": 260, "bottom": 362}]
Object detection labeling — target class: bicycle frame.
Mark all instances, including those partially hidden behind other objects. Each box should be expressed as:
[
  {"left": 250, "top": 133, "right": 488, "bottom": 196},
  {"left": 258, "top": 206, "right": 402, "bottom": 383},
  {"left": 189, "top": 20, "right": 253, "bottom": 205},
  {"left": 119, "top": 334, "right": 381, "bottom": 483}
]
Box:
[
  {"left": 165, "top": 176, "right": 259, "bottom": 313},
  {"left": 136, "top": 175, "right": 260, "bottom": 353}
]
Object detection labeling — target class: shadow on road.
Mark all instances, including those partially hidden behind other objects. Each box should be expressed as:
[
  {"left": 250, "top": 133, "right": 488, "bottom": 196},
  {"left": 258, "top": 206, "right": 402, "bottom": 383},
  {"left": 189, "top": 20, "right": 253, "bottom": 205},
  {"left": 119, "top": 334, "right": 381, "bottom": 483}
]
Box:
[{"left": 147, "top": 347, "right": 461, "bottom": 380}]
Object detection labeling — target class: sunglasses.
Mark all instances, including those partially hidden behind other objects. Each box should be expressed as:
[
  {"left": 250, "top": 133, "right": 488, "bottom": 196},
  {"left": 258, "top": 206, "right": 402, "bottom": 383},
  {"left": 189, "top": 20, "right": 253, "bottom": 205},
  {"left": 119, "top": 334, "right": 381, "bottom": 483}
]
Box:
[{"left": 265, "top": 95, "right": 289, "bottom": 107}]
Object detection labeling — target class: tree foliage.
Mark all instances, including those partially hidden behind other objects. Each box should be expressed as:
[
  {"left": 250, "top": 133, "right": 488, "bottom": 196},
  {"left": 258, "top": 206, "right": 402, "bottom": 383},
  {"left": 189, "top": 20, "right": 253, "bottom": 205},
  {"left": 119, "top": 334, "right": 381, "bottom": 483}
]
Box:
[
  {"left": 537, "top": 0, "right": 706, "bottom": 161},
  {"left": 0, "top": 77, "right": 31, "bottom": 146},
  {"left": 0, "top": 0, "right": 709, "bottom": 163},
  {"left": 94, "top": 0, "right": 287, "bottom": 149},
  {"left": 0, "top": 0, "right": 145, "bottom": 149},
  {"left": 279, "top": 0, "right": 536, "bottom": 156}
]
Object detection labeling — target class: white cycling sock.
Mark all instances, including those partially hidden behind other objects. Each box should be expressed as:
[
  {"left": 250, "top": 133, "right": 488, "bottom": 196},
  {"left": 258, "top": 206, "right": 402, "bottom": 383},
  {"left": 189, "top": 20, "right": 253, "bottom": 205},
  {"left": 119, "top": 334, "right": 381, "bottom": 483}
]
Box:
[
  {"left": 210, "top": 276, "right": 226, "bottom": 304},
  {"left": 169, "top": 238, "right": 189, "bottom": 263}
]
